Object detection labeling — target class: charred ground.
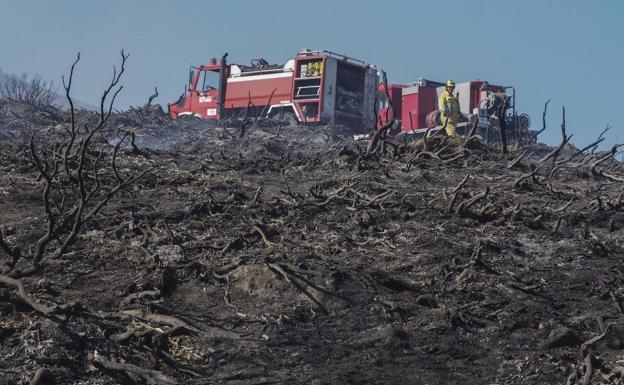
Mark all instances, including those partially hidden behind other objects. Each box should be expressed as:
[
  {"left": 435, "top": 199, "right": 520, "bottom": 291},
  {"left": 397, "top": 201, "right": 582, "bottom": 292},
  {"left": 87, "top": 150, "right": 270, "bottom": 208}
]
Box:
[{"left": 1, "top": 97, "right": 624, "bottom": 385}]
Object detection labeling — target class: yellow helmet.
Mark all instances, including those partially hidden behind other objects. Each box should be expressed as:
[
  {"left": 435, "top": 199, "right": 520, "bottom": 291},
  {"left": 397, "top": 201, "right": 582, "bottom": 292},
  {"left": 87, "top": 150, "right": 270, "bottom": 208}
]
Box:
[{"left": 446, "top": 80, "right": 456, "bottom": 88}]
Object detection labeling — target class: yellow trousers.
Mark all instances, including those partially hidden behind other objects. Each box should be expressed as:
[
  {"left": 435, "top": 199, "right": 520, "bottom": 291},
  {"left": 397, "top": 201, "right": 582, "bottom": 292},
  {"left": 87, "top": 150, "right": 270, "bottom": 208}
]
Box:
[{"left": 443, "top": 116, "right": 457, "bottom": 137}]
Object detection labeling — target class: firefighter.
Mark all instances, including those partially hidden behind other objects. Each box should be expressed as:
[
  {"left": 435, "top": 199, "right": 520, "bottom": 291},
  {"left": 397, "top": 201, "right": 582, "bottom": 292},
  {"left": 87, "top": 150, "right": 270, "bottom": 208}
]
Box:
[
  {"left": 307, "top": 62, "right": 319, "bottom": 77},
  {"left": 438, "top": 80, "right": 460, "bottom": 137}
]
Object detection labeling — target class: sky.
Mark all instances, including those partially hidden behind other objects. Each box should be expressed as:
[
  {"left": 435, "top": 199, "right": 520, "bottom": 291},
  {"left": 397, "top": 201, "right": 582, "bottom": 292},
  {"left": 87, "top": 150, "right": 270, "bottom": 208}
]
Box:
[{"left": 0, "top": 0, "right": 622, "bottom": 147}]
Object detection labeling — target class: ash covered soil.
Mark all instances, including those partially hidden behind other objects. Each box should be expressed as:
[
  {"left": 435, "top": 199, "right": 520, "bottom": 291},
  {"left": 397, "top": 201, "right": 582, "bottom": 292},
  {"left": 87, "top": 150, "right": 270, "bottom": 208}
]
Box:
[{"left": 2, "top": 99, "right": 624, "bottom": 385}]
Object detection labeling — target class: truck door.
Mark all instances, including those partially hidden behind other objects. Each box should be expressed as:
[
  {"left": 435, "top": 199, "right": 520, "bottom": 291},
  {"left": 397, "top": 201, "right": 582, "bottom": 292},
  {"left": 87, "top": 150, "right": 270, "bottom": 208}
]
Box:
[
  {"left": 187, "top": 68, "right": 219, "bottom": 119},
  {"left": 196, "top": 69, "right": 219, "bottom": 119}
]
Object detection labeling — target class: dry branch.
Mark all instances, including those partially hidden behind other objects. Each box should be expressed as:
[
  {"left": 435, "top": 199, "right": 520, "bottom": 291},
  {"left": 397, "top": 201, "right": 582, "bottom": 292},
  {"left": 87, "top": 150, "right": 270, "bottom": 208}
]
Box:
[
  {"left": 1, "top": 73, "right": 57, "bottom": 106},
  {"left": 259, "top": 88, "right": 278, "bottom": 119},
  {"left": 530, "top": 99, "right": 550, "bottom": 142},
  {"left": 558, "top": 138, "right": 605, "bottom": 166},
  {"left": 497, "top": 95, "right": 509, "bottom": 153},
  {"left": 252, "top": 223, "right": 275, "bottom": 247},
  {"left": 0, "top": 274, "right": 56, "bottom": 315},
  {"left": 456, "top": 186, "right": 490, "bottom": 217},
  {"left": 507, "top": 150, "right": 528, "bottom": 169},
  {"left": 591, "top": 124, "right": 612, "bottom": 154},
  {"left": 29, "top": 368, "right": 46, "bottom": 385},
  {"left": 266, "top": 262, "right": 328, "bottom": 315},
  {"left": 147, "top": 86, "right": 159, "bottom": 105},
  {"left": 513, "top": 164, "right": 538, "bottom": 189},
  {"left": 581, "top": 353, "right": 594, "bottom": 385},
  {"left": 540, "top": 106, "right": 573, "bottom": 163},
  {"left": 465, "top": 117, "right": 479, "bottom": 141},
  {"left": 590, "top": 144, "right": 624, "bottom": 181},
  {"left": 552, "top": 198, "right": 574, "bottom": 213},
  {"left": 91, "top": 351, "right": 177, "bottom": 385},
  {"left": 447, "top": 175, "right": 470, "bottom": 213},
  {"left": 0, "top": 50, "right": 149, "bottom": 276},
  {"left": 366, "top": 71, "right": 394, "bottom": 156}
]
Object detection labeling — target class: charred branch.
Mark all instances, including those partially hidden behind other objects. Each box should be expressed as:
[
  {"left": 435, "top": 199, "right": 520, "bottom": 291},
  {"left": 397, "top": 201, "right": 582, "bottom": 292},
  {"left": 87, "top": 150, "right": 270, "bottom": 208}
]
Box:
[
  {"left": 1, "top": 72, "right": 57, "bottom": 106},
  {"left": 0, "top": 51, "right": 149, "bottom": 276},
  {"left": 507, "top": 149, "right": 529, "bottom": 169},
  {"left": 0, "top": 274, "right": 57, "bottom": 315},
  {"left": 90, "top": 351, "right": 177, "bottom": 385},
  {"left": 147, "top": 86, "right": 159, "bottom": 105},
  {"left": 259, "top": 88, "right": 278, "bottom": 120},
  {"left": 366, "top": 71, "right": 394, "bottom": 156},
  {"left": 447, "top": 175, "right": 471, "bottom": 213},
  {"left": 530, "top": 99, "right": 550, "bottom": 142},
  {"left": 497, "top": 95, "right": 509, "bottom": 154},
  {"left": 456, "top": 186, "right": 490, "bottom": 217},
  {"left": 540, "top": 106, "right": 572, "bottom": 163},
  {"left": 465, "top": 117, "right": 479, "bottom": 142},
  {"left": 591, "top": 125, "right": 612, "bottom": 154},
  {"left": 590, "top": 144, "right": 624, "bottom": 182},
  {"left": 513, "top": 164, "right": 538, "bottom": 189},
  {"left": 558, "top": 125, "right": 611, "bottom": 166}
]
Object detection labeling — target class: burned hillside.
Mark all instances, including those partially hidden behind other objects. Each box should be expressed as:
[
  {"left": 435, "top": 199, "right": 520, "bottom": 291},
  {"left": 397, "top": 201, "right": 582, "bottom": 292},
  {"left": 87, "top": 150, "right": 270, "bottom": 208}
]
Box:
[{"left": 1, "top": 91, "right": 624, "bottom": 385}]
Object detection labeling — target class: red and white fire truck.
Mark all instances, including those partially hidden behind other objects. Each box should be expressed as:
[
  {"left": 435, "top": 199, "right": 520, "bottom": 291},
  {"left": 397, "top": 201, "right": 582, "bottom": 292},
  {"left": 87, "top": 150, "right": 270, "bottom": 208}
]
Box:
[
  {"left": 377, "top": 78, "right": 530, "bottom": 138},
  {"left": 168, "top": 50, "right": 378, "bottom": 132}
]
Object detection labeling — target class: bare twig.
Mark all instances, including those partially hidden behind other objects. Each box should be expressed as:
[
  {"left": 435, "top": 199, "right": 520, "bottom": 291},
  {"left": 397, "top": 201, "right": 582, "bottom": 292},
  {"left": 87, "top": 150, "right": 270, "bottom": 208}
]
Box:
[
  {"left": 540, "top": 106, "right": 573, "bottom": 163},
  {"left": 252, "top": 223, "right": 275, "bottom": 247},
  {"left": 513, "top": 164, "right": 538, "bottom": 188},
  {"left": 465, "top": 116, "right": 479, "bottom": 142},
  {"left": 366, "top": 71, "right": 394, "bottom": 156},
  {"left": 581, "top": 353, "right": 593, "bottom": 385},
  {"left": 590, "top": 144, "right": 624, "bottom": 181},
  {"left": 259, "top": 88, "right": 277, "bottom": 119},
  {"left": 29, "top": 368, "right": 46, "bottom": 385},
  {"left": 0, "top": 274, "right": 56, "bottom": 315},
  {"left": 91, "top": 351, "right": 177, "bottom": 385},
  {"left": 3, "top": 51, "right": 149, "bottom": 275},
  {"left": 497, "top": 95, "right": 509, "bottom": 154},
  {"left": 147, "top": 86, "right": 159, "bottom": 105},
  {"left": 530, "top": 99, "right": 550, "bottom": 142},
  {"left": 552, "top": 198, "right": 574, "bottom": 213},
  {"left": 447, "top": 175, "right": 470, "bottom": 213},
  {"left": 591, "top": 124, "right": 612, "bottom": 154},
  {"left": 456, "top": 186, "right": 490, "bottom": 216},
  {"left": 507, "top": 149, "right": 528, "bottom": 169},
  {"left": 266, "top": 262, "right": 328, "bottom": 315}
]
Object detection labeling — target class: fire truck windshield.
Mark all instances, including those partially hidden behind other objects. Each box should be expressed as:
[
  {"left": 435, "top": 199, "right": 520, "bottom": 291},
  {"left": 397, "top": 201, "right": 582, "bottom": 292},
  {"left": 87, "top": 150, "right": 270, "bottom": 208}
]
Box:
[
  {"left": 199, "top": 70, "right": 219, "bottom": 91},
  {"left": 190, "top": 67, "right": 219, "bottom": 91}
]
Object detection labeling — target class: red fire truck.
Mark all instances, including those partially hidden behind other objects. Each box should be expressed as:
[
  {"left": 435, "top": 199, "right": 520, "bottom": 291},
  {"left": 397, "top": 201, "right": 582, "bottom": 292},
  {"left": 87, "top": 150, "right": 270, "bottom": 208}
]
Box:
[
  {"left": 377, "top": 78, "right": 530, "bottom": 137},
  {"left": 168, "top": 50, "right": 378, "bottom": 132}
]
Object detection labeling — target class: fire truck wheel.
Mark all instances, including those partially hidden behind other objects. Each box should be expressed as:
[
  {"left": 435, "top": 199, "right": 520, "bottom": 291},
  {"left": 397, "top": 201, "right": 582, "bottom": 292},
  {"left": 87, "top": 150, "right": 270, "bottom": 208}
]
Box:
[
  {"left": 271, "top": 111, "right": 297, "bottom": 126},
  {"left": 269, "top": 109, "right": 298, "bottom": 126},
  {"left": 177, "top": 114, "right": 202, "bottom": 122},
  {"left": 283, "top": 112, "right": 298, "bottom": 126}
]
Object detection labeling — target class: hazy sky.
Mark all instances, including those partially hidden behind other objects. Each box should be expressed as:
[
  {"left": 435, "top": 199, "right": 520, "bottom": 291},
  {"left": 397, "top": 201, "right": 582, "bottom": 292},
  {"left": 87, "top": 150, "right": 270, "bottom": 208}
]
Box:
[{"left": 1, "top": 0, "right": 622, "bottom": 147}]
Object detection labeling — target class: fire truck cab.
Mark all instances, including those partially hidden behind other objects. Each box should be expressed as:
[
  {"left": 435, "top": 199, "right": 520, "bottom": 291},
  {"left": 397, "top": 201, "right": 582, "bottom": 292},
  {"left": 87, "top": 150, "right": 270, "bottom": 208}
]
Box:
[{"left": 169, "top": 50, "right": 378, "bottom": 132}]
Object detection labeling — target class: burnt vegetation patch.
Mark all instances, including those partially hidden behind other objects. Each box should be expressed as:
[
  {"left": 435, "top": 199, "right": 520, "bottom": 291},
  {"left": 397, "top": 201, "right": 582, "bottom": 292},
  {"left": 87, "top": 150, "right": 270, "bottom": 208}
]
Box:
[{"left": 1, "top": 58, "right": 624, "bottom": 385}]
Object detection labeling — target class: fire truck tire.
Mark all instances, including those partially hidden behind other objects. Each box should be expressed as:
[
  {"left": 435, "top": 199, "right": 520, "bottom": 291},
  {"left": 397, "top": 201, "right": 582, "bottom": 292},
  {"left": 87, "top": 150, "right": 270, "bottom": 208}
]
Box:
[
  {"left": 270, "top": 108, "right": 298, "bottom": 126},
  {"left": 283, "top": 112, "right": 298, "bottom": 126},
  {"left": 177, "top": 113, "right": 202, "bottom": 122}
]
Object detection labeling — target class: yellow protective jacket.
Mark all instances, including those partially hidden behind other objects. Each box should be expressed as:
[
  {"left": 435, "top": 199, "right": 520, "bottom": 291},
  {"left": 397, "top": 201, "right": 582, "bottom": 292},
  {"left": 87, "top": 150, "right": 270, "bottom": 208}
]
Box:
[{"left": 438, "top": 91, "right": 460, "bottom": 122}]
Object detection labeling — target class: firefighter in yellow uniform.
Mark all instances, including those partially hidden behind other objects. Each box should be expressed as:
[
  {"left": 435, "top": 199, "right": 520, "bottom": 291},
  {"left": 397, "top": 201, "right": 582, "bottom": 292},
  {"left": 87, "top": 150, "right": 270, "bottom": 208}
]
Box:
[
  {"left": 438, "top": 80, "right": 460, "bottom": 137},
  {"left": 307, "top": 61, "right": 322, "bottom": 77}
]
